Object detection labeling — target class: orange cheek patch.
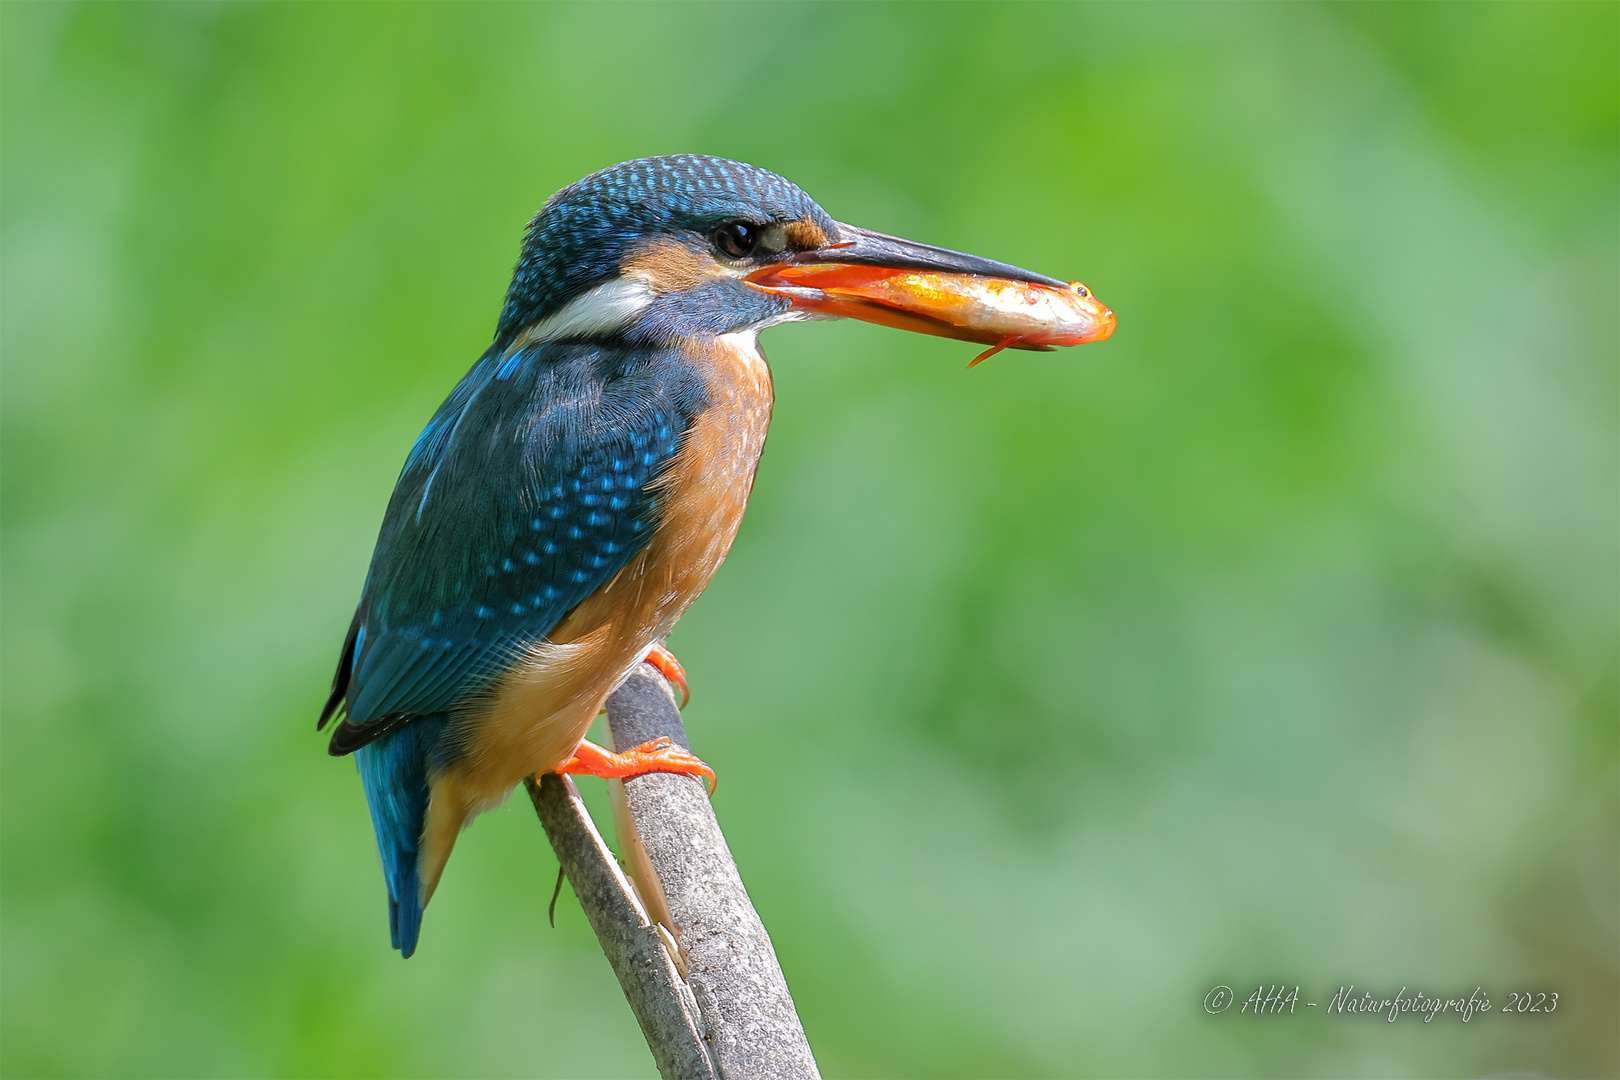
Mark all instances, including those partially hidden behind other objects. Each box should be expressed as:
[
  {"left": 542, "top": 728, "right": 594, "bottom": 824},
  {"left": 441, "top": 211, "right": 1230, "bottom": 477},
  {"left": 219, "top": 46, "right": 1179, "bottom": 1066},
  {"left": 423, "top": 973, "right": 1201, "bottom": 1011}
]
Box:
[
  {"left": 624, "top": 236, "right": 720, "bottom": 293},
  {"left": 782, "top": 218, "right": 831, "bottom": 249}
]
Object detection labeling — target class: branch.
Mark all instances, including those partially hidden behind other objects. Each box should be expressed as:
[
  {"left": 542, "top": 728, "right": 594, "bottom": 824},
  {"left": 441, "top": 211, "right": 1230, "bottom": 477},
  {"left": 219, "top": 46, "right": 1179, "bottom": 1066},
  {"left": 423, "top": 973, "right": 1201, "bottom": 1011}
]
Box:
[
  {"left": 530, "top": 662, "right": 819, "bottom": 1080},
  {"left": 526, "top": 771, "right": 716, "bottom": 1080},
  {"left": 607, "top": 665, "right": 820, "bottom": 1079}
]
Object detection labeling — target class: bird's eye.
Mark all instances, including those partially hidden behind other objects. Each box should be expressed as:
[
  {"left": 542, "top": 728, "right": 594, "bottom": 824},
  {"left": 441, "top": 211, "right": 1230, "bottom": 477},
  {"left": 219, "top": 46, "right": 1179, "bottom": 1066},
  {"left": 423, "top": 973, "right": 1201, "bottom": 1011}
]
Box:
[{"left": 713, "top": 222, "right": 759, "bottom": 260}]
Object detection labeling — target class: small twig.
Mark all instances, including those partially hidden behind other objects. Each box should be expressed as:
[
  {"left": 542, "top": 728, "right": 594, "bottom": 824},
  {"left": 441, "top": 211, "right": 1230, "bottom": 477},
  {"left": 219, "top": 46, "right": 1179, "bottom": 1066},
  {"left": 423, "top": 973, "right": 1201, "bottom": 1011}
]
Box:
[
  {"left": 526, "top": 772, "right": 716, "bottom": 1080},
  {"left": 530, "top": 661, "right": 819, "bottom": 1080},
  {"left": 548, "top": 866, "right": 565, "bottom": 928}
]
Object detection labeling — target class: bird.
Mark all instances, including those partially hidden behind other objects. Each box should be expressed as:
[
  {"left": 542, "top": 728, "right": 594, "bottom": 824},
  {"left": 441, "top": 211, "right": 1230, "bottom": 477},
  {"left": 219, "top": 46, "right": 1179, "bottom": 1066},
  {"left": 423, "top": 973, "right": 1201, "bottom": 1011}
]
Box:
[{"left": 318, "top": 155, "right": 1114, "bottom": 957}]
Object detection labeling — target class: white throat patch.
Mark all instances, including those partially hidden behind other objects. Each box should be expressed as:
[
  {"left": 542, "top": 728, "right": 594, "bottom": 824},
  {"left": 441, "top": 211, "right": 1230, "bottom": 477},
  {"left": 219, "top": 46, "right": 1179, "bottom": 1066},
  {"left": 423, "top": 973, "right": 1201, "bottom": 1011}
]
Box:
[{"left": 508, "top": 276, "right": 654, "bottom": 351}]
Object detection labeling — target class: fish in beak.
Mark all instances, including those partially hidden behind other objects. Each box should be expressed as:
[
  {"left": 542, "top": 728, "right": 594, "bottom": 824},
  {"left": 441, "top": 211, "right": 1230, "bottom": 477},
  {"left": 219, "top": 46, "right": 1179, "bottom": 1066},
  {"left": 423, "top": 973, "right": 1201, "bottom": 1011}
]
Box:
[{"left": 747, "top": 224, "right": 1115, "bottom": 365}]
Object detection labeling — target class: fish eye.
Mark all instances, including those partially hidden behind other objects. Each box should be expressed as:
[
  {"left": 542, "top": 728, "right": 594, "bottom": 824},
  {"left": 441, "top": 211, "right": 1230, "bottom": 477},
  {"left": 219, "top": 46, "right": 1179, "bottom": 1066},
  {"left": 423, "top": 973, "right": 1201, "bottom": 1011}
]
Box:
[
  {"left": 713, "top": 222, "right": 759, "bottom": 260},
  {"left": 1073, "top": 283, "right": 1090, "bottom": 298}
]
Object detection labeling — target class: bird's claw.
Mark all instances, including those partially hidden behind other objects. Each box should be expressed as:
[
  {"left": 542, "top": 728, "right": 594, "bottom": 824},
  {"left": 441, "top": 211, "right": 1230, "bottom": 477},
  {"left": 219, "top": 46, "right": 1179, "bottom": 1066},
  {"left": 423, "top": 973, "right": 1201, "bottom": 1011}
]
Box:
[
  {"left": 645, "top": 642, "right": 689, "bottom": 709},
  {"left": 554, "top": 736, "right": 716, "bottom": 796},
  {"left": 628, "top": 736, "right": 716, "bottom": 795}
]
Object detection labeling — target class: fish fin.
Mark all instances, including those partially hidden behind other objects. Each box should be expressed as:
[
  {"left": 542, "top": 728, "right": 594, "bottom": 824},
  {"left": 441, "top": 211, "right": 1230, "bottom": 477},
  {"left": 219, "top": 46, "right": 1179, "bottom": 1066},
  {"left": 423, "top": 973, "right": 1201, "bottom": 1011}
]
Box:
[{"left": 968, "top": 335, "right": 1020, "bottom": 368}]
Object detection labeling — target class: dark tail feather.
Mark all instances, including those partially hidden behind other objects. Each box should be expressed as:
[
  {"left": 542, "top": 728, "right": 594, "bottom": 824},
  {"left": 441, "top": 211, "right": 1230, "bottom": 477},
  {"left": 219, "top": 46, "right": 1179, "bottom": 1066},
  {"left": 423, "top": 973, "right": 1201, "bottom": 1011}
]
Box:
[
  {"left": 355, "top": 716, "right": 449, "bottom": 958},
  {"left": 318, "top": 611, "right": 362, "bottom": 731},
  {"left": 328, "top": 713, "right": 411, "bottom": 757}
]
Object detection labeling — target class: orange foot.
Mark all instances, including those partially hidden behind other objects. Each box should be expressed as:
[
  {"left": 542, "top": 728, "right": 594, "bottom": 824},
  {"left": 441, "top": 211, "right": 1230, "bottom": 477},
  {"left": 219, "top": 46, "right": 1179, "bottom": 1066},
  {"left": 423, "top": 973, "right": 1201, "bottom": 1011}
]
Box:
[
  {"left": 555, "top": 737, "right": 715, "bottom": 795},
  {"left": 645, "top": 642, "right": 689, "bottom": 709}
]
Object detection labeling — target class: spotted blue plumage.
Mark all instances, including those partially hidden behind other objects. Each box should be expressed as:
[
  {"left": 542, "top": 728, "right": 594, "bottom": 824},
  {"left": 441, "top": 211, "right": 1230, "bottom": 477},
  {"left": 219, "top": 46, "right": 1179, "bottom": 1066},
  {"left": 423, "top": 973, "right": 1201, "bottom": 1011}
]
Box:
[{"left": 330, "top": 341, "right": 704, "bottom": 741}]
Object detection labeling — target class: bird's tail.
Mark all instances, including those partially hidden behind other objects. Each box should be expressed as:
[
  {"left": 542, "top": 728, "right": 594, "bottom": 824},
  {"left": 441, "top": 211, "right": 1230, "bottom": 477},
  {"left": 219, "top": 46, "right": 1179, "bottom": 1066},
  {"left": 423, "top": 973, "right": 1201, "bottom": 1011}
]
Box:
[{"left": 355, "top": 716, "right": 450, "bottom": 958}]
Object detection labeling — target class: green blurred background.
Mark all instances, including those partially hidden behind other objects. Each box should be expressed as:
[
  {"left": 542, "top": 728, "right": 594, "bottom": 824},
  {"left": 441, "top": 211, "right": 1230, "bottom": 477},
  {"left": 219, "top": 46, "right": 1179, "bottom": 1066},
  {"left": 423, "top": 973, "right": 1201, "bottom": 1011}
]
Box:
[{"left": 3, "top": 3, "right": 1615, "bottom": 1077}]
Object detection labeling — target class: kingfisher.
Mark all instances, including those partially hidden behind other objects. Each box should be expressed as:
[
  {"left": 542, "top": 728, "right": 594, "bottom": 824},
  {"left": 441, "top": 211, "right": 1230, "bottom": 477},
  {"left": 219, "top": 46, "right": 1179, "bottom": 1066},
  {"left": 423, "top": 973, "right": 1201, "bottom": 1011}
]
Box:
[{"left": 319, "top": 155, "right": 1114, "bottom": 957}]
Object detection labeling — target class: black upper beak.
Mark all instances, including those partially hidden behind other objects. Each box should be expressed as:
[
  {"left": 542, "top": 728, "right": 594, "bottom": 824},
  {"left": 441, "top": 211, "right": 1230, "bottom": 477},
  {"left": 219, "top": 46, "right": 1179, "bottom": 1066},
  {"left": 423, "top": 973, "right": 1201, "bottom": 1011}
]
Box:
[{"left": 795, "top": 224, "right": 1070, "bottom": 288}]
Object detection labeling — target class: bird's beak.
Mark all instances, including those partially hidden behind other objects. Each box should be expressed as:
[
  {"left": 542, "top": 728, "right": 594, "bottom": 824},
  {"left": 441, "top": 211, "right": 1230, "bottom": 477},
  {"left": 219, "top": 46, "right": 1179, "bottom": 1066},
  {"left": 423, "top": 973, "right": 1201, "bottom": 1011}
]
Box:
[{"left": 746, "top": 223, "right": 1115, "bottom": 361}]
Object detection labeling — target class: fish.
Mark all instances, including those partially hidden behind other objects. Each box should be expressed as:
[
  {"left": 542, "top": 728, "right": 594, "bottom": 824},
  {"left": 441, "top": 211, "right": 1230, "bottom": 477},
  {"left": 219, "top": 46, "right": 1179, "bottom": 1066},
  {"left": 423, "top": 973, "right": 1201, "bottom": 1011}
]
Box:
[{"left": 746, "top": 262, "right": 1115, "bottom": 366}]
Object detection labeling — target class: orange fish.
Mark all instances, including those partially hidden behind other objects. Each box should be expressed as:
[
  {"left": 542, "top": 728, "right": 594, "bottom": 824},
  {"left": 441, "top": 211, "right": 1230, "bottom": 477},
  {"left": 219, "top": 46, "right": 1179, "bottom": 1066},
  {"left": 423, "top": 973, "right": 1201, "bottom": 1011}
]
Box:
[{"left": 748, "top": 249, "right": 1115, "bottom": 366}]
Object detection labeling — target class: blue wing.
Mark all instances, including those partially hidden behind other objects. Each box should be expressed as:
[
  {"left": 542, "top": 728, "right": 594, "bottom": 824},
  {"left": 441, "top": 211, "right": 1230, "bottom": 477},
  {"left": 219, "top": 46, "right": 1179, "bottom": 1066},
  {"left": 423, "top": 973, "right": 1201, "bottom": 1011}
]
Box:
[{"left": 320, "top": 339, "right": 706, "bottom": 754}]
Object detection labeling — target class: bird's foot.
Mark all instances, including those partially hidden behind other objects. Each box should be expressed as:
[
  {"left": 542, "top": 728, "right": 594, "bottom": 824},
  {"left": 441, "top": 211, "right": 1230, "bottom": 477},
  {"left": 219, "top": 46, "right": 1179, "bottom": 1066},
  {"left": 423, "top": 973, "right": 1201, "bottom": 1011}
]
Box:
[
  {"left": 645, "top": 642, "right": 689, "bottom": 709},
  {"left": 555, "top": 737, "right": 715, "bottom": 795}
]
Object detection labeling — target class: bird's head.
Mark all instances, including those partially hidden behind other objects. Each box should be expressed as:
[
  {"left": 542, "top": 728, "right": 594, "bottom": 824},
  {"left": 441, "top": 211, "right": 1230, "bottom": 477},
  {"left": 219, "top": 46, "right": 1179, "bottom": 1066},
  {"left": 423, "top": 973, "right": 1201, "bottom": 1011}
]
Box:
[{"left": 495, "top": 154, "right": 1114, "bottom": 355}]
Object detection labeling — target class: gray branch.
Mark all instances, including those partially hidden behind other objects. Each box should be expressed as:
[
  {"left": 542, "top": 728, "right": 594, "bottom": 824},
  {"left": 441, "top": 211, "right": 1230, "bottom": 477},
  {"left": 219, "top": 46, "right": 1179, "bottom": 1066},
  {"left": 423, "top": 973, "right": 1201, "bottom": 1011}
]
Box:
[
  {"left": 526, "top": 772, "right": 716, "bottom": 1080},
  {"left": 530, "top": 662, "right": 820, "bottom": 1080}
]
